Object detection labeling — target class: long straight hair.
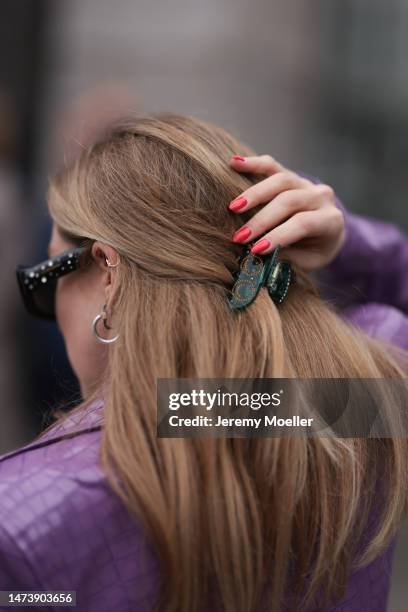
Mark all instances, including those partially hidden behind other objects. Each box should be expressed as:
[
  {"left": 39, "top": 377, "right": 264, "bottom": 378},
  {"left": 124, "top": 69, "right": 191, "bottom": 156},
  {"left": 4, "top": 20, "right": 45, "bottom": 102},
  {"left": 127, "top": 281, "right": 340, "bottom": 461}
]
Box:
[{"left": 46, "top": 113, "right": 408, "bottom": 612}]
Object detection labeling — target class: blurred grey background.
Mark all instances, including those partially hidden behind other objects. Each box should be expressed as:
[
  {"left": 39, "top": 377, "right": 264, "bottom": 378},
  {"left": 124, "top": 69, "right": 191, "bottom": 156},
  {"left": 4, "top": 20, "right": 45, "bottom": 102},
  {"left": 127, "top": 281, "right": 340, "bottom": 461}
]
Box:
[{"left": 0, "top": 1, "right": 407, "bottom": 609}]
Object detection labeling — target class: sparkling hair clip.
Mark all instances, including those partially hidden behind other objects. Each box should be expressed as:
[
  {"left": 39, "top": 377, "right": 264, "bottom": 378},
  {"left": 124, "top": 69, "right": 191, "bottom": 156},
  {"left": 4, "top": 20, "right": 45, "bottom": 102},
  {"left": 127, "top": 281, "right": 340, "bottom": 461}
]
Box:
[{"left": 228, "top": 244, "right": 292, "bottom": 310}]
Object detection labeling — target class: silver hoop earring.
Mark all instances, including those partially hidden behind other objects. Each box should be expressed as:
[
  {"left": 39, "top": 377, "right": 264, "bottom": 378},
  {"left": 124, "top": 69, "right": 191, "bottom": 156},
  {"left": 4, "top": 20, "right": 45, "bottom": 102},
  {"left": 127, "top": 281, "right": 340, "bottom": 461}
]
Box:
[{"left": 92, "top": 303, "right": 119, "bottom": 344}]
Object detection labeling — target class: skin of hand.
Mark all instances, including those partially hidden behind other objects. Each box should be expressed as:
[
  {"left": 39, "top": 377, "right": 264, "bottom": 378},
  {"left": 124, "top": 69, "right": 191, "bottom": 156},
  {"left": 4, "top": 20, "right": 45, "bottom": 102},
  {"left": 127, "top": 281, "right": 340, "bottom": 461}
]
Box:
[{"left": 228, "top": 154, "right": 345, "bottom": 272}]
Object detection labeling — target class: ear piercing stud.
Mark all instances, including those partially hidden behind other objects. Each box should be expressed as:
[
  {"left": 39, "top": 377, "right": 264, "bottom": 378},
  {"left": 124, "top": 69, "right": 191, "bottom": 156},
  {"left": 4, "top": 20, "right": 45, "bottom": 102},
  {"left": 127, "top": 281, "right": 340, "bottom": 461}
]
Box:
[{"left": 105, "top": 257, "right": 120, "bottom": 268}]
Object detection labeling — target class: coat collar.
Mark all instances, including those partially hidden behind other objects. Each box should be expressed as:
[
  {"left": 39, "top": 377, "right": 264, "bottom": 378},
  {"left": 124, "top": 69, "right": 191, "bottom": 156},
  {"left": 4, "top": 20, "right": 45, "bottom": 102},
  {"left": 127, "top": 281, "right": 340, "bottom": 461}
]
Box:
[{"left": 0, "top": 397, "right": 104, "bottom": 463}]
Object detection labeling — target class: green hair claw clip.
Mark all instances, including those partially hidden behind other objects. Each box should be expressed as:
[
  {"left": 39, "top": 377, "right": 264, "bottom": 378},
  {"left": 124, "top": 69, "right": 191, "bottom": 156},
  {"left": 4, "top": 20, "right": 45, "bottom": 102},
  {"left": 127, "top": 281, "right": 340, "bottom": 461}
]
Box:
[{"left": 228, "top": 244, "right": 292, "bottom": 310}]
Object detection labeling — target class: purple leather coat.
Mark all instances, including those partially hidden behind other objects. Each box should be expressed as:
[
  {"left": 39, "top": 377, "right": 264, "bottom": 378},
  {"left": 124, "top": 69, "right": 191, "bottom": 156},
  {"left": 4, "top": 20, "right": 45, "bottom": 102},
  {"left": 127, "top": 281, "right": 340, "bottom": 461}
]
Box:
[{"left": 0, "top": 187, "right": 407, "bottom": 611}]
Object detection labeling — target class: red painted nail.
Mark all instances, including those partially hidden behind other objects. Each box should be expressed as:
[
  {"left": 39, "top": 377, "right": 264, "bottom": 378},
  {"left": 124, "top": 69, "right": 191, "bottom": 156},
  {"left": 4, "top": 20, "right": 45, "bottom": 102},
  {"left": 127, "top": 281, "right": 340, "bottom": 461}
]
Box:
[
  {"left": 229, "top": 196, "right": 247, "bottom": 211},
  {"left": 232, "top": 226, "right": 251, "bottom": 243},
  {"left": 251, "top": 239, "right": 271, "bottom": 254},
  {"left": 232, "top": 155, "right": 246, "bottom": 162}
]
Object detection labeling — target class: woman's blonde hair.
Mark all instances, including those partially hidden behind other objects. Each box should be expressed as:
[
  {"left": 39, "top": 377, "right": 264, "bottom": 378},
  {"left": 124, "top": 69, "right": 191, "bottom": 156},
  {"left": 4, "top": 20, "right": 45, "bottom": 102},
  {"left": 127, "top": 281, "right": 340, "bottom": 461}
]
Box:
[{"left": 46, "top": 113, "right": 408, "bottom": 612}]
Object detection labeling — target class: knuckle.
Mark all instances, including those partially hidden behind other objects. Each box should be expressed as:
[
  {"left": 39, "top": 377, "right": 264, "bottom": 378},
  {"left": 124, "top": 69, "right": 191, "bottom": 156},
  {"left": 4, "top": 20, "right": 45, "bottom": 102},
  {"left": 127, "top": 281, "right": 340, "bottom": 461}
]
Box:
[
  {"left": 314, "top": 183, "right": 334, "bottom": 199},
  {"left": 277, "top": 172, "right": 294, "bottom": 191},
  {"left": 260, "top": 154, "right": 276, "bottom": 166},
  {"left": 297, "top": 213, "right": 315, "bottom": 234},
  {"left": 299, "top": 177, "right": 313, "bottom": 188},
  {"left": 330, "top": 206, "right": 344, "bottom": 226},
  {"left": 268, "top": 172, "right": 291, "bottom": 194},
  {"left": 285, "top": 194, "right": 300, "bottom": 212},
  {"left": 297, "top": 172, "right": 313, "bottom": 185}
]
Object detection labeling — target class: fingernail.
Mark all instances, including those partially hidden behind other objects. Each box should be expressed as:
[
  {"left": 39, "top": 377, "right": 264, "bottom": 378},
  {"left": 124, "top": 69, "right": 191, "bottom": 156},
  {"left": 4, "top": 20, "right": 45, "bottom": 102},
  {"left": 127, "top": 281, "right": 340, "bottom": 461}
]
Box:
[
  {"left": 229, "top": 196, "right": 247, "bottom": 211},
  {"left": 251, "top": 239, "right": 271, "bottom": 254},
  {"left": 232, "top": 155, "right": 246, "bottom": 162},
  {"left": 232, "top": 226, "right": 252, "bottom": 243}
]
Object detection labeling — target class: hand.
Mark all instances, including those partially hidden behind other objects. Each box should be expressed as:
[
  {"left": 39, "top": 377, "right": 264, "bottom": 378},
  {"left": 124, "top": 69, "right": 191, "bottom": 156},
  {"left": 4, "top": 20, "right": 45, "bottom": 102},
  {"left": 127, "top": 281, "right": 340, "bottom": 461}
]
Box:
[{"left": 228, "top": 154, "right": 345, "bottom": 272}]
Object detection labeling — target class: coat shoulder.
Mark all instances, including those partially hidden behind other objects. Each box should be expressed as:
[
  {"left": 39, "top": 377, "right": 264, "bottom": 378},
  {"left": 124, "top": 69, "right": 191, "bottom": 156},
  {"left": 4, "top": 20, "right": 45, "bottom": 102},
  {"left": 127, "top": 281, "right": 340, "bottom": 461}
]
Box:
[
  {"left": 0, "top": 398, "right": 106, "bottom": 514},
  {"left": 343, "top": 302, "right": 408, "bottom": 351},
  {"left": 0, "top": 409, "right": 160, "bottom": 610},
  {"left": 0, "top": 426, "right": 106, "bottom": 533}
]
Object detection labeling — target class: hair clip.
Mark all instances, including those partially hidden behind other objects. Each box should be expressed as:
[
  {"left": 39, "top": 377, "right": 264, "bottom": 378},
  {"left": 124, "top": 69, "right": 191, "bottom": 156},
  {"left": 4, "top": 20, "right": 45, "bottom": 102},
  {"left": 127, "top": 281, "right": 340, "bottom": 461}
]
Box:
[{"left": 228, "top": 244, "right": 292, "bottom": 310}]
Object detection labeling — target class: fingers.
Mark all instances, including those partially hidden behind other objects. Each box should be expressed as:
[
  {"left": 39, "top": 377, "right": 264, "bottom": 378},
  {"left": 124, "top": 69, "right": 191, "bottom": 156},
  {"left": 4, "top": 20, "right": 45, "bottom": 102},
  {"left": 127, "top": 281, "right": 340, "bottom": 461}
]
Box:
[
  {"left": 229, "top": 173, "right": 314, "bottom": 214},
  {"left": 228, "top": 171, "right": 310, "bottom": 213},
  {"left": 231, "top": 188, "right": 321, "bottom": 244},
  {"left": 228, "top": 153, "right": 340, "bottom": 263},
  {"left": 229, "top": 154, "right": 286, "bottom": 176},
  {"left": 251, "top": 207, "right": 343, "bottom": 256},
  {"left": 249, "top": 211, "right": 322, "bottom": 254},
  {"left": 273, "top": 245, "right": 321, "bottom": 272}
]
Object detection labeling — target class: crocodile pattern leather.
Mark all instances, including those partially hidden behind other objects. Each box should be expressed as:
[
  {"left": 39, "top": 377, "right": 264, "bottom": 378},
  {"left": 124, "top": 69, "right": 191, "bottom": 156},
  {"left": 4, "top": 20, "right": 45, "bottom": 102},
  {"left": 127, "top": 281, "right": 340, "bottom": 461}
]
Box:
[
  {"left": 0, "top": 402, "right": 161, "bottom": 611},
  {"left": 0, "top": 405, "right": 398, "bottom": 611}
]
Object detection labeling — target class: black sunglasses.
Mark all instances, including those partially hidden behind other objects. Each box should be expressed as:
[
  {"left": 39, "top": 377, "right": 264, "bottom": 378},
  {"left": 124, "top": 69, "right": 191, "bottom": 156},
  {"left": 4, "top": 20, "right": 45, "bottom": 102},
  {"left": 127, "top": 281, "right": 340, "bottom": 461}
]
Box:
[{"left": 16, "top": 246, "right": 89, "bottom": 320}]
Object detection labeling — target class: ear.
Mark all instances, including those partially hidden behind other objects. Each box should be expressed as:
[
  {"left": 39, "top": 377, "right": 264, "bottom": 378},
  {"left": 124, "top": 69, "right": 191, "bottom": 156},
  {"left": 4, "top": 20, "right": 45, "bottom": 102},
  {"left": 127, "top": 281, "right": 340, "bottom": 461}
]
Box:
[{"left": 91, "top": 241, "right": 121, "bottom": 306}]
